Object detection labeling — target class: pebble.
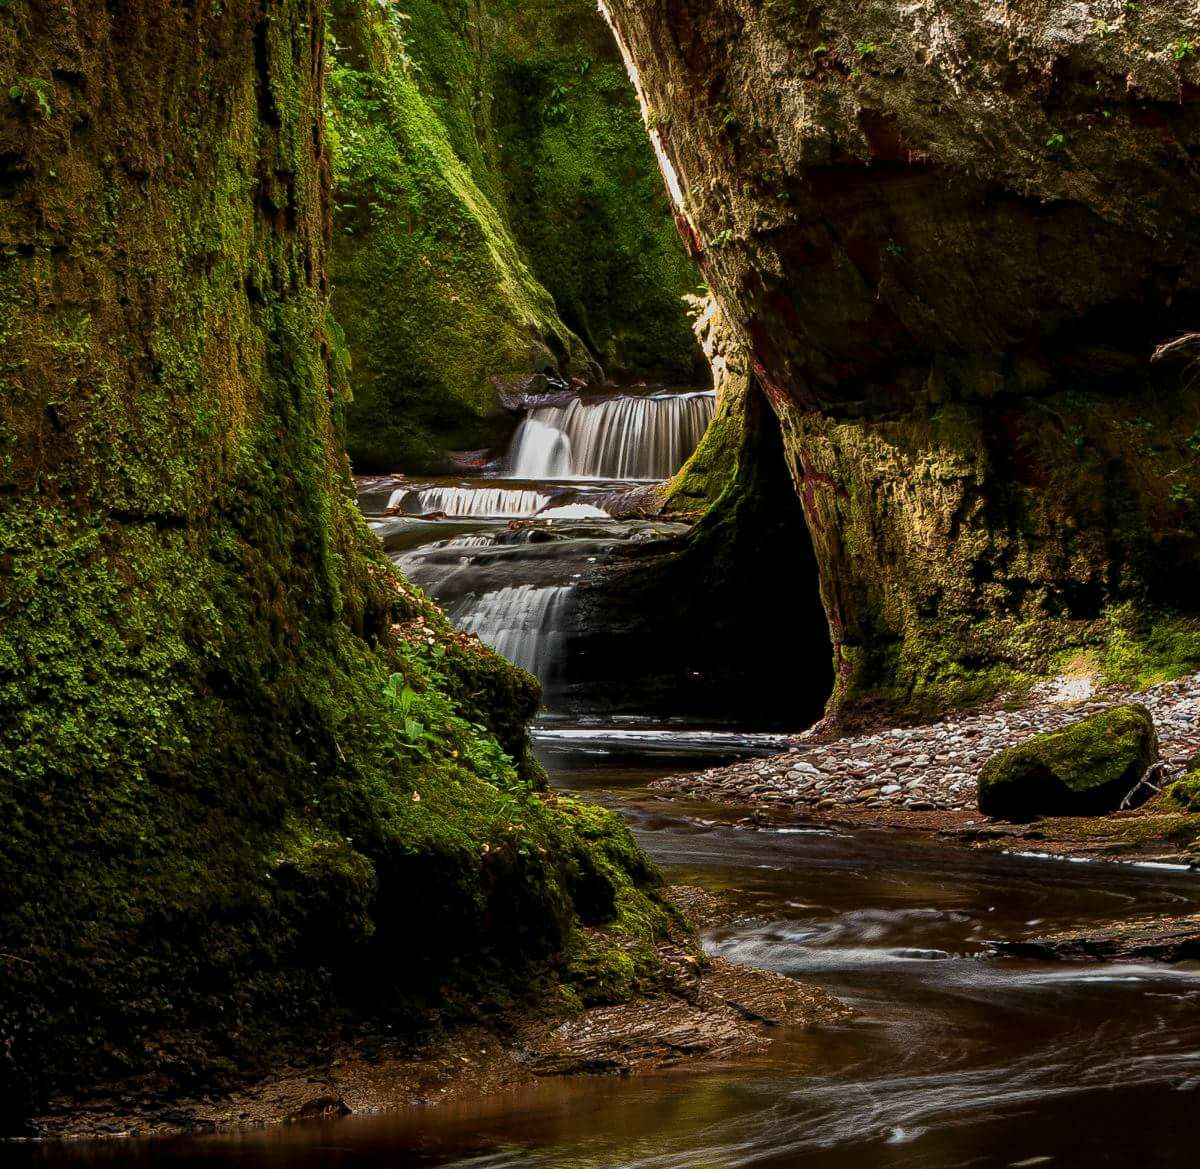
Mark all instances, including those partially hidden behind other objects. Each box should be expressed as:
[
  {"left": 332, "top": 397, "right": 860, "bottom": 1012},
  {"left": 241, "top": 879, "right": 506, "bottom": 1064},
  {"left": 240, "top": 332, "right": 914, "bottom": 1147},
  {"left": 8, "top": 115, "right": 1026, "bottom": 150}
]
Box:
[{"left": 649, "top": 671, "right": 1200, "bottom": 816}]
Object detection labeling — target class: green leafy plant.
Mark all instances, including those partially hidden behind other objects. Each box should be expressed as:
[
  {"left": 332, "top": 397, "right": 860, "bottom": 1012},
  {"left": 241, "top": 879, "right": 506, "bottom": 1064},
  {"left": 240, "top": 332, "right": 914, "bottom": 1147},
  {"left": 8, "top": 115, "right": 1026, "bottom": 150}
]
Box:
[
  {"left": 544, "top": 82, "right": 572, "bottom": 125},
  {"left": 1045, "top": 129, "right": 1066, "bottom": 150},
  {"left": 382, "top": 672, "right": 439, "bottom": 759},
  {"left": 1175, "top": 39, "right": 1196, "bottom": 62}
]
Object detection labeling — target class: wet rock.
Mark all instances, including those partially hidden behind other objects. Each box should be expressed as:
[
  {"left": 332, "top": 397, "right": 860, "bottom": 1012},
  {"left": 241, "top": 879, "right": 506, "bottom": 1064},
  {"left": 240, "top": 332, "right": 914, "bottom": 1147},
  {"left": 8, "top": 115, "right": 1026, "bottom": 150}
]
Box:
[
  {"left": 978, "top": 705, "right": 1158, "bottom": 821},
  {"left": 990, "top": 915, "right": 1200, "bottom": 964},
  {"left": 650, "top": 673, "right": 1200, "bottom": 828}
]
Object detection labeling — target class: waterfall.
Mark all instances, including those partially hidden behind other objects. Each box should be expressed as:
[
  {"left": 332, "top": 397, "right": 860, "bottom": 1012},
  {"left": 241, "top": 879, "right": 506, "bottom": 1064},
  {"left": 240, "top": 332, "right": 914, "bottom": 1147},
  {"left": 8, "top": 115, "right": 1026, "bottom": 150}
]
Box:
[
  {"left": 387, "top": 485, "right": 550, "bottom": 517},
  {"left": 449, "top": 586, "right": 573, "bottom": 680},
  {"left": 506, "top": 391, "right": 715, "bottom": 480}
]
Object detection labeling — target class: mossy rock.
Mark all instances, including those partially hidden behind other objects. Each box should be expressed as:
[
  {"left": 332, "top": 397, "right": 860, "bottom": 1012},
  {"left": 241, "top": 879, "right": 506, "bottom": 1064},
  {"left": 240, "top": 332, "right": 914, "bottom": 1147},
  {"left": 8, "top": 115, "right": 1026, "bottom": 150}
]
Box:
[
  {"left": 1167, "top": 752, "right": 1200, "bottom": 814},
  {"left": 328, "top": 0, "right": 700, "bottom": 473},
  {"left": 978, "top": 705, "right": 1158, "bottom": 821}
]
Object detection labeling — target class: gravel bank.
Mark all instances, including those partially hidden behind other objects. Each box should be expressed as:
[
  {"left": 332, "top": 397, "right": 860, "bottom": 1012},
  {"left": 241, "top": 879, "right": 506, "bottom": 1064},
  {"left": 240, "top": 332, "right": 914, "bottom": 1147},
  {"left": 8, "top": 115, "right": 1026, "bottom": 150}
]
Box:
[{"left": 653, "top": 674, "right": 1200, "bottom": 815}]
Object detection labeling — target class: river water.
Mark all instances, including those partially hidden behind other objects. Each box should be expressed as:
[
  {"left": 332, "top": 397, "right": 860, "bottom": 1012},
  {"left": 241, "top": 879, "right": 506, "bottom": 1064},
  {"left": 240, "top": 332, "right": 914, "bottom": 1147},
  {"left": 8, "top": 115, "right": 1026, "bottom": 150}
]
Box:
[{"left": 25, "top": 388, "right": 1200, "bottom": 1167}]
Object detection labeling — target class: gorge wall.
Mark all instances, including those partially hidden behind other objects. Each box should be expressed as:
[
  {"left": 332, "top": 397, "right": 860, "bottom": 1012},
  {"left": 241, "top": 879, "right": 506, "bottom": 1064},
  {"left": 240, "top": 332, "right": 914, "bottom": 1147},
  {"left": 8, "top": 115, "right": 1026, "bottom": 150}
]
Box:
[
  {"left": 328, "top": 0, "right": 703, "bottom": 472},
  {"left": 601, "top": 0, "right": 1200, "bottom": 720},
  {"left": 0, "top": 0, "right": 674, "bottom": 1130}
]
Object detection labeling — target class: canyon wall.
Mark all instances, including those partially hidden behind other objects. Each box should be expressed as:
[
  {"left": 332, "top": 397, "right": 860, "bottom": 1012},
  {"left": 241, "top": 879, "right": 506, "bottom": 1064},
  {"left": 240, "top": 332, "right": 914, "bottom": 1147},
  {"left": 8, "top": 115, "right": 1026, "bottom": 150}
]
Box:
[
  {"left": 329, "top": 0, "right": 702, "bottom": 472},
  {"left": 602, "top": 0, "right": 1200, "bottom": 718},
  {"left": 0, "top": 0, "right": 671, "bottom": 1129}
]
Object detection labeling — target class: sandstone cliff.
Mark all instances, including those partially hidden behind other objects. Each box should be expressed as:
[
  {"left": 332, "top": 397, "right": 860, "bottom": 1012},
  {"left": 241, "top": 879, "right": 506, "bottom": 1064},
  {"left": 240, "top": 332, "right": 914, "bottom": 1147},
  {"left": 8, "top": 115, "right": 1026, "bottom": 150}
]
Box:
[{"left": 601, "top": 0, "right": 1200, "bottom": 717}]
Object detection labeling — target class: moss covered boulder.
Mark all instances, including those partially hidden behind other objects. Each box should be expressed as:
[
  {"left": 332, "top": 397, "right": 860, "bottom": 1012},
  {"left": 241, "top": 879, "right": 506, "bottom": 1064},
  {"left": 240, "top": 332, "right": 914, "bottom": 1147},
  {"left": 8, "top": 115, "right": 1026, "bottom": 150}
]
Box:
[
  {"left": 1167, "top": 753, "right": 1200, "bottom": 814},
  {"left": 978, "top": 705, "right": 1158, "bottom": 821}
]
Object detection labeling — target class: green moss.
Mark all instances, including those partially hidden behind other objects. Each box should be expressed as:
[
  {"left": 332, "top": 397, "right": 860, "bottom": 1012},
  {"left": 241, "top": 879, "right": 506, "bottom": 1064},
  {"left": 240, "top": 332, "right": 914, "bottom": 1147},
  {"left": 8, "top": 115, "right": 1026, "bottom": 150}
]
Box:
[
  {"left": 1166, "top": 751, "right": 1200, "bottom": 813},
  {"left": 327, "top": 0, "right": 700, "bottom": 473},
  {"left": 978, "top": 704, "right": 1157, "bottom": 820},
  {"left": 1102, "top": 605, "right": 1200, "bottom": 689},
  {"left": 1167, "top": 774, "right": 1200, "bottom": 814},
  {"left": 0, "top": 0, "right": 671, "bottom": 1129},
  {"left": 328, "top": 0, "right": 588, "bottom": 472},
  {"left": 556, "top": 798, "right": 682, "bottom": 1005},
  {"left": 487, "top": 0, "right": 701, "bottom": 380}
]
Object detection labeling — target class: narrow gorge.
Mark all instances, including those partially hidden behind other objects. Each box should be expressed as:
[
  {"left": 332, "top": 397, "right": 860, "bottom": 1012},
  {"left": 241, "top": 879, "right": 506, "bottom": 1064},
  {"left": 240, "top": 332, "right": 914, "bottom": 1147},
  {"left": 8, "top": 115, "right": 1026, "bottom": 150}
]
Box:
[{"left": 5, "top": 1, "right": 1200, "bottom": 1166}]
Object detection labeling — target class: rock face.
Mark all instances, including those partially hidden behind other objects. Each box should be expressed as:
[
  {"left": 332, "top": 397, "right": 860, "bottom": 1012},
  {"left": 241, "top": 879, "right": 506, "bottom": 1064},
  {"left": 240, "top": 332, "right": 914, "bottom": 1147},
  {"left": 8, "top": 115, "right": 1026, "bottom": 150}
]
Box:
[
  {"left": 328, "top": 0, "right": 702, "bottom": 472},
  {"left": 0, "top": 0, "right": 673, "bottom": 1131},
  {"left": 978, "top": 704, "right": 1157, "bottom": 820},
  {"left": 600, "top": 0, "right": 1200, "bottom": 719}
]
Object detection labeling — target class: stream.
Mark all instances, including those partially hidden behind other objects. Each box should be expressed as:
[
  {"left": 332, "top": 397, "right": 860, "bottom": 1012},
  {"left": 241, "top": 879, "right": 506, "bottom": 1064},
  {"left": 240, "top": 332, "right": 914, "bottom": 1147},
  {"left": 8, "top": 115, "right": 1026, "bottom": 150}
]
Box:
[{"left": 26, "top": 388, "right": 1200, "bottom": 1168}]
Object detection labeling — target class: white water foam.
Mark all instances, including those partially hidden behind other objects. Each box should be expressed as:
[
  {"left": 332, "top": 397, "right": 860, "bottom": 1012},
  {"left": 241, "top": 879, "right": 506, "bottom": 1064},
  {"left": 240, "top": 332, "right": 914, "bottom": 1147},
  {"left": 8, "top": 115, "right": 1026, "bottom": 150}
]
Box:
[
  {"left": 387, "top": 486, "right": 550, "bottom": 518},
  {"left": 507, "top": 391, "right": 715, "bottom": 480},
  {"left": 450, "top": 585, "right": 573, "bottom": 680}
]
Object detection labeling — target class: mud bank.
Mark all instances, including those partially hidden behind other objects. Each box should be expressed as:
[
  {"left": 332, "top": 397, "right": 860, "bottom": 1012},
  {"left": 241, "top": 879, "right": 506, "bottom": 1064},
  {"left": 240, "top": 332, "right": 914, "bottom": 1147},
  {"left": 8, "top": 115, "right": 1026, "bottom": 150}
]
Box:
[{"left": 25, "top": 901, "right": 845, "bottom": 1142}]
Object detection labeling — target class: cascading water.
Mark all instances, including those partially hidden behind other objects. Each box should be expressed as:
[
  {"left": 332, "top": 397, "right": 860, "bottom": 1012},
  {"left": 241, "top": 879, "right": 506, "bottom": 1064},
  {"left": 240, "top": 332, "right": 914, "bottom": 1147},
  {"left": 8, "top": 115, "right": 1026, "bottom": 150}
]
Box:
[
  {"left": 448, "top": 586, "right": 573, "bottom": 681},
  {"left": 363, "top": 386, "right": 716, "bottom": 703},
  {"left": 387, "top": 485, "right": 550, "bottom": 517},
  {"left": 506, "top": 391, "right": 715, "bottom": 480}
]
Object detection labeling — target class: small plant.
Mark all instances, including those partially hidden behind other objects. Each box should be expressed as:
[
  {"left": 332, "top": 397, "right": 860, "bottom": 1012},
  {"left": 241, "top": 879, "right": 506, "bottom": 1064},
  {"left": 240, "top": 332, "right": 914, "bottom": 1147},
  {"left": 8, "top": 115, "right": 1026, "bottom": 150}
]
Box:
[
  {"left": 709, "top": 228, "right": 735, "bottom": 249},
  {"left": 1175, "top": 39, "right": 1196, "bottom": 62},
  {"left": 855, "top": 41, "right": 880, "bottom": 60},
  {"left": 884, "top": 239, "right": 904, "bottom": 258},
  {"left": 382, "top": 672, "right": 439, "bottom": 759},
  {"left": 1169, "top": 482, "right": 1193, "bottom": 505},
  {"left": 543, "top": 82, "right": 571, "bottom": 125},
  {"left": 1045, "top": 129, "right": 1066, "bottom": 150}
]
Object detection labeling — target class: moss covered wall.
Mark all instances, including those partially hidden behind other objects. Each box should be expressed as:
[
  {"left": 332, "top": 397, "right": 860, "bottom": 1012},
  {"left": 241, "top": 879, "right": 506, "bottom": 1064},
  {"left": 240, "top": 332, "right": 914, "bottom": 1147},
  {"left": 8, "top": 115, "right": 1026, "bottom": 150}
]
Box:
[
  {"left": 602, "top": 0, "right": 1200, "bottom": 722},
  {"left": 328, "top": 0, "right": 701, "bottom": 473},
  {"left": 0, "top": 0, "right": 672, "bottom": 1130}
]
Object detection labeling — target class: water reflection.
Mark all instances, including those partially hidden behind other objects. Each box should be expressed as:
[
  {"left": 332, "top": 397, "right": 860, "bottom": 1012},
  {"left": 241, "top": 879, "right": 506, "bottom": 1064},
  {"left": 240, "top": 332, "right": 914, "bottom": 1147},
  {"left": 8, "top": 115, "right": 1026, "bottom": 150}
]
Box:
[{"left": 25, "top": 732, "right": 1200, "bottom": 1169}]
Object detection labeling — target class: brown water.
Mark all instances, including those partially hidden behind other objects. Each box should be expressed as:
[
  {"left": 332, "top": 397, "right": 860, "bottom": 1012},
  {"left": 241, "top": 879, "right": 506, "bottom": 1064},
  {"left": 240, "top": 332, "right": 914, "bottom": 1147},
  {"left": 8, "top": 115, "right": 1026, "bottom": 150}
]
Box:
[{"left": 25, "top": 730, "right": 1200, "bottom": 1169}]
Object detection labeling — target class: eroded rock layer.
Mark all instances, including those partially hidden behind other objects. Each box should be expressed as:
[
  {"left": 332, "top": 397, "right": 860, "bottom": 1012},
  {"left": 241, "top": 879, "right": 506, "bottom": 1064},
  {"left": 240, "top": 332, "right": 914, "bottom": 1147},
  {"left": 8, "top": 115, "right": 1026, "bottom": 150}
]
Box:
[{"left": 601, "top": 0, "right": 1200, "bottom": 717}]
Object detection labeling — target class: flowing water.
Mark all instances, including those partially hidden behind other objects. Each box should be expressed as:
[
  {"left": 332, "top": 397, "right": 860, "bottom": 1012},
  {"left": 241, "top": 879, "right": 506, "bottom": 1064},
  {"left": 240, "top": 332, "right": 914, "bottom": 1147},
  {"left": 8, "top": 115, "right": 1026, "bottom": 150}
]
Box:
[
  {"left": 23, "top": 388, "right": 1200, "bottom": 1167},
  {"left": 447, "top": 586, "right": 573, "bottom": 680},
  {"left": 507, "top": 390, "right": 715, "bottom": 480},
  {"left": 30, "top": 735, "right": 1200, "bottom": 1168}
]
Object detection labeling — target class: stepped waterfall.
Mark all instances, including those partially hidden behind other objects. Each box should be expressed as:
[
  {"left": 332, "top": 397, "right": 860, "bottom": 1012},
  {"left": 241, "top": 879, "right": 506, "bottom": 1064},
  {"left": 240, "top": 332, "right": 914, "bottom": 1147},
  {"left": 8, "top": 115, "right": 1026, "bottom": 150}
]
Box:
[
  {"left": 374, "top": 387, "right": 714, "bottom": 700},
  {"left": 507, "top": 391, "right": 715, "bottom": 481}
]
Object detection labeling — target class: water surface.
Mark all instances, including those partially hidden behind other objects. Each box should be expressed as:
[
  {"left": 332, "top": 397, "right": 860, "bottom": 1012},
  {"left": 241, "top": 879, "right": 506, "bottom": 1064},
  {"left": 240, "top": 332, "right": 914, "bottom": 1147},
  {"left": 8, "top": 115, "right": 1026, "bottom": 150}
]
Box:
[{"left": 28, "top": 731, "right": 1200, "bottom": 1169}]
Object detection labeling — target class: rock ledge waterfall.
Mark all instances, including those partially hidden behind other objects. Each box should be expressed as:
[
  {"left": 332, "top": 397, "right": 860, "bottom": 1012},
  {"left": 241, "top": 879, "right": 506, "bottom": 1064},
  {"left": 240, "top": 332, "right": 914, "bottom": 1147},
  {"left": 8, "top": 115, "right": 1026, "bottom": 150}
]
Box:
[{"left": 507, "top": 391, "right": 715, "bottom": 481}]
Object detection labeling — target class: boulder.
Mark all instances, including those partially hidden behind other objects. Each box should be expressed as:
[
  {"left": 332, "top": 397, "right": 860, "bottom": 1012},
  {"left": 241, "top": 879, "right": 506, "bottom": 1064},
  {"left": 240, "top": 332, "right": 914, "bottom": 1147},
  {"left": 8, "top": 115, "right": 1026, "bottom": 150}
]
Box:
[
  {"left": 978, "top": 705, "right": 1157, "bottom": 821},
  {"left": 1167, "top": 751, "right": 1200, "bottom": 814}
]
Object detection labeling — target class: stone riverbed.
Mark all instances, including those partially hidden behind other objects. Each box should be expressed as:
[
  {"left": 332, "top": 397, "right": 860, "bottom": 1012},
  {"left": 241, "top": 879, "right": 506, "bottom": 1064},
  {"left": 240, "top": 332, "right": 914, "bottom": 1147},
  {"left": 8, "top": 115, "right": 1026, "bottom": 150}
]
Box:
[{"left": 653, "top": 672, "right": 1200, "bottom": 816}]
